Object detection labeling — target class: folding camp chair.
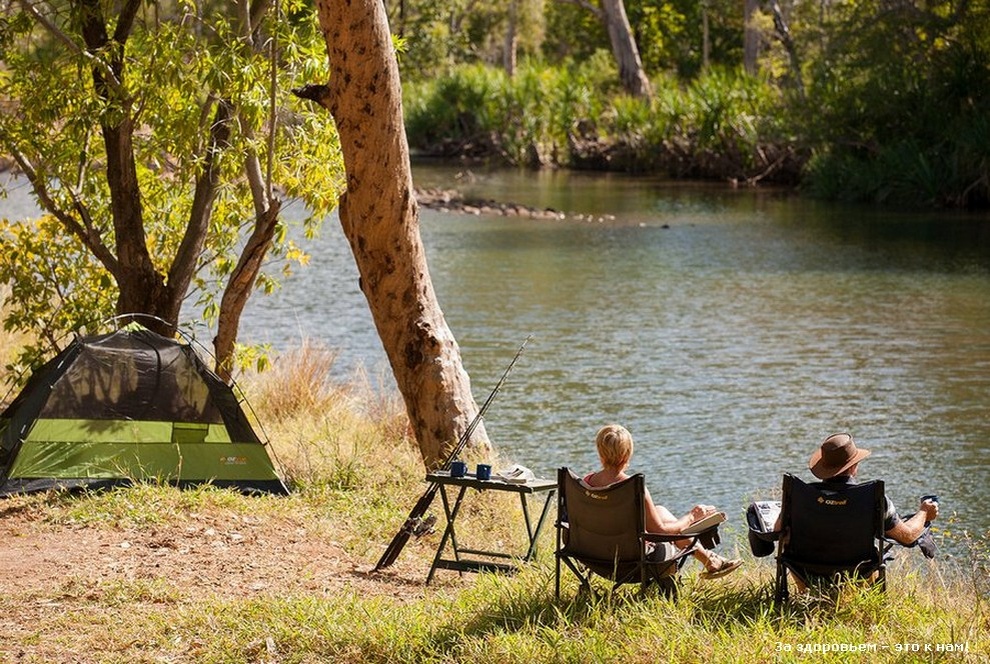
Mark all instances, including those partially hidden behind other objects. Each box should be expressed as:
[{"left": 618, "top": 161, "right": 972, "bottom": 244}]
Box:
[
  {"left": 775, "top": 473, "right": 892, "bottom": 604},
  {"left": 554, "top": 467, "right": 720, "bottom": 600}
]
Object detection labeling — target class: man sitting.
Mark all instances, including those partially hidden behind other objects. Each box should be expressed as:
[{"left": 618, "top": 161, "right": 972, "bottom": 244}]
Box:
[
  {"left": 766, "top": 432, "right": 940, "bottom": 594},
  {"left": 806, "top": 433, "right": 938, "bottom": 548}
]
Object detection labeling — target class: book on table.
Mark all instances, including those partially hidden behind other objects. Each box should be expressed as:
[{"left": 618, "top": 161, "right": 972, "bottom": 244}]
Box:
[{"left": 681, "top": 511, "right": 726, "bottom": 535}]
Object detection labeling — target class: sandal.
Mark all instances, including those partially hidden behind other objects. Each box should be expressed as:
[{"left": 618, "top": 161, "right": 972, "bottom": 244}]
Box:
[{"left": 700, "top": 553, "right": 743, "bottom": 579}]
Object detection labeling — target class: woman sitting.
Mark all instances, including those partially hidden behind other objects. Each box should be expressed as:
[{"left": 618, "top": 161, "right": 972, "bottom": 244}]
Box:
[{"left": 583, "top": 423, "right": 742, "bottom": 579}]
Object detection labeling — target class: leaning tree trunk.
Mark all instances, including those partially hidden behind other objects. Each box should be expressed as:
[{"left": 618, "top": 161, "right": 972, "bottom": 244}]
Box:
[
  {"left": 771, "top": 0, "right": 805, "bottom": 99},
  {"left": 601, "top": 0, "right": 652, "bottom": 99},
  {"left": 307, "top": 0, "right": 490, "bottom": 466}
]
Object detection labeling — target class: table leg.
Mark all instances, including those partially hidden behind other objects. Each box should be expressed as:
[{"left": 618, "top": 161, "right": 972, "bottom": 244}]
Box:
[
  {"left": 520, "top": 489, "right": 556, "bottom": 562},
  {"left": 426, "top": 484, "right": 468, "bottom": 585}
]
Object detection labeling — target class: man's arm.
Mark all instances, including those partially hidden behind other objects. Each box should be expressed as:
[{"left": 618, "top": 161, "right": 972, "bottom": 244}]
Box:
[{"left": 886, "top": 499, "right": 939, "bottom": 545}]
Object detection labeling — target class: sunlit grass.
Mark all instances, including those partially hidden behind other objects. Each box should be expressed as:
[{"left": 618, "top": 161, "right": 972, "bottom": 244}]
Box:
[
  {"left": 2, "top": 334, "right": 989, "bottom": 662},
  {"left": 37, "top": 563, "right": 983, "bottom": 663}
]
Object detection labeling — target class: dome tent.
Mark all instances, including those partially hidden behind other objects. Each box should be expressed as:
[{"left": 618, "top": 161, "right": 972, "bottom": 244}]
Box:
[{"left": 0, "top": 325, "right": 287, "bottom": 496}]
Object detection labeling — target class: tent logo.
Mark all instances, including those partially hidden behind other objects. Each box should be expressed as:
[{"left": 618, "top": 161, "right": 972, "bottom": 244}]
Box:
[{"left": 221, "top": 456, "right": 249, "bottom": 466}]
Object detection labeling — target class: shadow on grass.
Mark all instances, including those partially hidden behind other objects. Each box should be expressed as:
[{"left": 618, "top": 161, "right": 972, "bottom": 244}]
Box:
[{"left": 428, "top": 564, "right": 907, "bottom": 655}]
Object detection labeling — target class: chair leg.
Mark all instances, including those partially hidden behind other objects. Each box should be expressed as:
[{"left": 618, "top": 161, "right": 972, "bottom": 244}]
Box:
[
  {"left": 559, "top": 557, "right": 595, "bottom": 599},
  {"left": 775, "top": 562, "right": 789, "bottom": 605},
  {"left": 655, "top": 575, "right": 677, "bottom": 600},
  {"left": 555, "top": 555, "right": 561, "bottom": 600}
]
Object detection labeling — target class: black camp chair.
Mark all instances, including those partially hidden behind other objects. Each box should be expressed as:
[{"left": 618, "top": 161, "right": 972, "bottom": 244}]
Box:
[
  {"left": 775, "top": 473, "right": 892, "bottom": 604},
  {"left": 554, "top": 467, "right": 720, "bottom": 600}
]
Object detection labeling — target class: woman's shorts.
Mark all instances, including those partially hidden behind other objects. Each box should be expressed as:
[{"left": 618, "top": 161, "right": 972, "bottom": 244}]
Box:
[{"left": 646, "top": 541, "right": 682, "bottom": 562}]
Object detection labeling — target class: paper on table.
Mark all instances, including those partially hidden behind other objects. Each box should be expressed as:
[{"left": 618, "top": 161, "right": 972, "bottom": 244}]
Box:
[{"left": 495, "top": 464, "right": 536, "bottom": 484}]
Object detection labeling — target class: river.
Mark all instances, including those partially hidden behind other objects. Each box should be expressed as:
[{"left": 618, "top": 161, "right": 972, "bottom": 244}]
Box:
[{"left": 4, "top": 165, "right": 990, "bottom": 556}]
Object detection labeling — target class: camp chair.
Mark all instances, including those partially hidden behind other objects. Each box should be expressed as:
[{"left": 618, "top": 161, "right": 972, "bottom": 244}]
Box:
[
  {"left": 554, "top": 467, "right": 720, "bottom": 600},
  {"left": 775, "top": 473, "right": 892, "bottom": 604}
]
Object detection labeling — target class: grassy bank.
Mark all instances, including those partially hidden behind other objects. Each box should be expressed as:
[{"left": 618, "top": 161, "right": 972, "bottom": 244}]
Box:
[
  {"left": 403, "top": 61, "right": 802, "bottom": 186},
  {"left": 1, "top": 337, "right": 988, "bottom": 662},
  {"left": 402, "top": 58, "right": 990, "bottom": 209}
]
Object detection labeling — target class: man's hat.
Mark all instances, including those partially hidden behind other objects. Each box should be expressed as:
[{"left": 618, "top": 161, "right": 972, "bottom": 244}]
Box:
[{"left": 809, "top": 433, "right": 871, "bottom": 479}]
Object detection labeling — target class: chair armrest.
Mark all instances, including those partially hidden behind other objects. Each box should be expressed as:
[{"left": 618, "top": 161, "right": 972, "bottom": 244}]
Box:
[
  {"left": 642, "top": 532, "right": 690, "bottom": 543},
  {"left": 643, "top": 526, "right": 720, "bottom": 549}
]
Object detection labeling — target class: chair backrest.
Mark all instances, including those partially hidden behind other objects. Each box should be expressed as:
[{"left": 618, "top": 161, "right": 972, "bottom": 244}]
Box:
[
  {"left": 779, "top": 473, "right": 885, "bottom": 568},
  {"left": 558, "top": 467, "right": 645, "bottom": 562}
]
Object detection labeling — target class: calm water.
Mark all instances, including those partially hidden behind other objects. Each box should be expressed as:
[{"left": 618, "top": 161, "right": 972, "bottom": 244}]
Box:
[{"left": 5, "top": 166, "right": 990, "bottom": 553}]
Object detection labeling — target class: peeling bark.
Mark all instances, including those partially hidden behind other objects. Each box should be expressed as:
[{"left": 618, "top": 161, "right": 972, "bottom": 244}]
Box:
[{"left": 309, "top": 0, "right": 490, "bottom": 466}]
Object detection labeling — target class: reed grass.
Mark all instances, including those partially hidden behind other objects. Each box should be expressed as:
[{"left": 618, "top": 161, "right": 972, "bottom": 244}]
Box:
[{"left": 404, "top": 61, "right": 791, "bottom": 182}]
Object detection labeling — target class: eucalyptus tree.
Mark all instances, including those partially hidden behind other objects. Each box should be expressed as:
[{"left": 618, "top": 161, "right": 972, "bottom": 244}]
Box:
[
  {"left": 776, "top": 0, "right": 990, "bottom": 206},
  {"left": 0, "top": 0, "right": 342, "bottom": 378},
  {"left": 558, "top": 0, "right": 652, "bottom": 97},
  {"left": 300, "top": 0, "right": 490, "bottom": 465},
  {"left": 386, "top": 0, "right": 545, "bottom": 80}
]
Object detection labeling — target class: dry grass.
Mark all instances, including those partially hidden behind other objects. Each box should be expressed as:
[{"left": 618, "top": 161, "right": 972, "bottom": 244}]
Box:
[
  {"left": 3, "top": 323, "right": 988, "bottom": 662},
  {"left": 0, "top": 285, "right": 34, "bottom": 405}
]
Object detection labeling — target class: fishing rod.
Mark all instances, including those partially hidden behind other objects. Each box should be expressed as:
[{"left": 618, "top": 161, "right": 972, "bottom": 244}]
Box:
[{"left": 372, "top": 335, "right": 532, "bottom": 572}]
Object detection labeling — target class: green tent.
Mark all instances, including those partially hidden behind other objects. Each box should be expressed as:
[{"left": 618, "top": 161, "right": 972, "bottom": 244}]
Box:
[{"left": 0, "top": 326, "right": 287, "bottom": 496}]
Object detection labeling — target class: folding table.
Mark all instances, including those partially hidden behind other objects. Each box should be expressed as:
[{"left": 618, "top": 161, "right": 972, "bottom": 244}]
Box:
[{"left": 425, "top": 470, "right": 557, "bottom": 584}]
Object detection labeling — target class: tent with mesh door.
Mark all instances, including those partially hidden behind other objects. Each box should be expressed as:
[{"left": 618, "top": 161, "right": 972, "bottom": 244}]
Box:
[{"left": 0, "top": 325, "right": 287, "bottom": 496}]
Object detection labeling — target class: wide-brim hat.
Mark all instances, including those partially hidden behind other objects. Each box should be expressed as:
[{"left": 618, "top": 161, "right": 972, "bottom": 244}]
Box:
[{"left": 809, "top": 433, "right": 871, "bottom": 479}]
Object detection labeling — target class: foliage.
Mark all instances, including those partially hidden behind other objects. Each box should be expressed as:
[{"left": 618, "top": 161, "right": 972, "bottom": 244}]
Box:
[
  {"left": 0, "top": 214, "right": 115, "bottom": 370},
  {"left": 392, "top": 0, "right": 547, "bottom": 80},
  {"left": 626, "top": 0, "right": 745, "bottom": 77},
  {"left": 0, "top": 1, "right": 345, "bottom": 375},
  {"left": 787, "top": 0, "right": 990, "bottom": 207},
  {"left": 398, "top": 0, "right": 990, "bottom": 207},
  {"left": 405, "top": 61, "right": 791, "bottom": 181},
  {"left": 538, "top": 0, "right": 746, "bottom": 81},
  {"left": 541, "top": 1, "right": 608, "bottom": 66}
]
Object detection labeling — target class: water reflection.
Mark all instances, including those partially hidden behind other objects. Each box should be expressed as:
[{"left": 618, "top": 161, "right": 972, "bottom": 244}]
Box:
[
  {"left": 376, "top": 166, "right": 990, "bottom": 552},
  {"left": 4, "top": 165, "right": 990, "bottom": 556}
]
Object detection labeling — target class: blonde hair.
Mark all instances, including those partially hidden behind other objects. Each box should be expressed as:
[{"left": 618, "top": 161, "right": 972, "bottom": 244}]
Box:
[{"left": 595, "top": 424, "right": 633, "bottom": 470}]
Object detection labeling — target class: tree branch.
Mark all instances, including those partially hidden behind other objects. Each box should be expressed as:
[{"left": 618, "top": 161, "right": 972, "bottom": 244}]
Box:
[
  {"left": 112, "top": 0, "right": 143, "bottom": 44},
  {"left": 8, "top": 146, "right": 119, "bottom": 274},
  {"left": 168, "top": 99, "right": 232, "bottom": 297},
  {"left": 213, "top": 200, "right": 281, "bottom": 381},
  {"left": 250, "top": 0, "right": 273, "bottom": 42},
  {"left": 292, "top": 84, "right": 332, "bottom": 109},
  {"left": 556, "top": 0, "right": 604, "bottom": 21},
  {"left": 17, "top": 0, "right": 125, "bottom": 95}
]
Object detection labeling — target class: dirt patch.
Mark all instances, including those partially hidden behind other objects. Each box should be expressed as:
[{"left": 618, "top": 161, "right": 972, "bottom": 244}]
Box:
[
  {"left": 0, "top": 506, "right": 436, "bottom": 605},
  {"left": 1, "top": 501, "right": 463, "bottom": 661}
]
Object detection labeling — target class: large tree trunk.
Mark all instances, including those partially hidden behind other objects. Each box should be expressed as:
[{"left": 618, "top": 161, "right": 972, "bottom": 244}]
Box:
[
  {"left": 601, "top": 0, "right": 652, "bottom": 98},
  {"left": 77, "top": 0, "right": 179, "bottom": 337},
  {"left": 308, "top": 0, "right": 490, "bottom": 467}
]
